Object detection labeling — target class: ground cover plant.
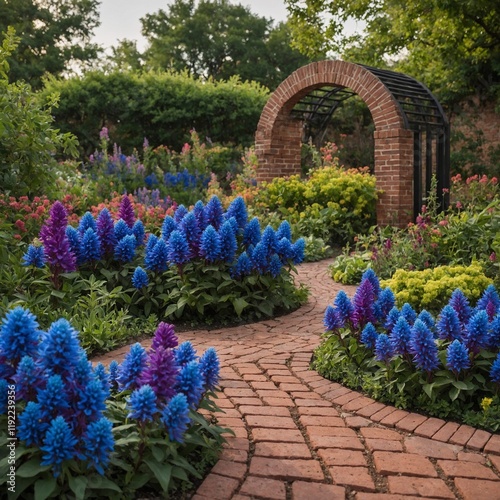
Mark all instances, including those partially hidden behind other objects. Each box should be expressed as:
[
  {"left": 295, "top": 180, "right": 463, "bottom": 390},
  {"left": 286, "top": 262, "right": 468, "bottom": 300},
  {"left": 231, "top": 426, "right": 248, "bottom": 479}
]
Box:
[
  {"left": 0, "top": 308, "right": 228, "bottom": 498},
  {"left": 314, "top": 269, "right": 500, "bottom": 432}
]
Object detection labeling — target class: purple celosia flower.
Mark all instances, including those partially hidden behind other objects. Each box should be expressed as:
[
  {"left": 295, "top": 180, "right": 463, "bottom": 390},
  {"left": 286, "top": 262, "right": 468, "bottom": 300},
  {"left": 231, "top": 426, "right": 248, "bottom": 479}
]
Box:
[
  {"left": 277, "top": 237, "right": 294, "bottom": 262},
  {"left": 132, "top": 220, "right": 145, "bottom": 247},
  {"left": 374, "top": 288, "right": 396, "bottom": 322},
  {"left": 375, "top": 333, "right": 394, "bottom": 362},
  {"left": 324, "top": 306, "right": 341, "bottom": 331},
  {"left": 361, "top": 322, "right": 378, "bottom": 349},
  {"left": 401, "top": 303, "right": 417, "bottom": 325},
  {"left": 132, "top": 266, "right": 149, "bottom": 289},
  {"left": 199, "top": 347, "right": 220, "bottom": 390},
  {"left": 448, "top": 289, "right": 472, "bottom": 325},
  {"left": 334, "top": 290, "right": 354, "bottom": 327},
  {"left": 96, "top": 208, "right": 117, "bottom": 255},
  {"left": 361, "top": 268, "right": 380, "bottom": 297},
  {"left": 464, "top": 310, "right": 489, "bottom": 355},
  {"left": 116, "top": 343, "right": 148, "bottom": 391},
  {"left": 78, "top": 212, "right": 97, "bottom": 234},
  {"left": 175, "top": 360, "right": 204, "bottom": 407},
  {"left": 118, "top": 195, "right": 135, "bottom": 228},
  {"left": 175, "top": 341, "right": 198, "bottom": 366},
  {"left": 261, "top": 226, "right": 278, "bottom": 257},
  {"left": 268, "top": 253, "right": 282, "bottom": 278},
  {"left": 40, "top": 416, "right": 77, "bottom": 477},
  {"left": 127, "top": 385, "right": 158, "bottom": 421},
  {"left": 243, "top": 217, "right": 261, "bottom": 247},
  {"left": 409, "top": 319, "right": 440, "bottom": 372},
  {"left": 204, "top": 196, "right": 224, "bottom": 230},
  {"left": 200, "top": 225, "right": 221, "bottom": 262},
  {"left": 276, "top": 220, "right": 292, "bottom": 241},
  {"left": 114, "top": 234, "right": 136, "bottom": 263},
  {"left": 18, "top": 401, "right": 48, "bottom": 446},
  {"left": 180, "top": 212, "right": 201, "bottom": 257},
  {"left": 385, "top": 307, "right": 401, "bottom": 333},
  {"left": 219, "top": 220, "right": 237, "bottom": 262},
  {"left": 193, "top": 200, "right": 207, "bottom": 231},
  {"left": 436, "top": 305, "right": 462, "bottom": 341},
  {"left": 390, "top": 316, "right": 412, "bottom": 356},
  {"left": 489, "top": 314, "right": 500, "bottom": 349},
  {"left": 352, "top": 279, "right": 376, "bottom": 329},
  {"left": 231, "top": 251, "right": 252, "bottom": 279},
  {"left": 140, "top": 346, "right": 179, "bottom": 400},
  {"left": 161, "top": 393, "right": 191, "bottom": 443},
  {"left": 476, "top": 284, "right": 500, "bottom": 321},
  {"left": 39, "top": 201, "right": 76, "bottom": 273},
  {"left": 76, "top": 378, "right": 106, "bottom": 420},
  {"left": 151, "top": 322, "right": 179, "bottom": 351},
  {"left": 0, "top": 306, "right": 40, "bottom": 363},
  {"left": 80, "top": 228, "right": 101, "bottom": 263},
  {"left": 100, "top": 127, "right": 109, "bottom": 140},
  {"left": 446, "top": 340, "right": 471, "bottom": 374},
  {"left": 174, "top": 204, "right": 188, "bottom": 224},
  {"left": 14, "top": 355, "right": 42, "bottom": 401},
  {"left": 145, "top": 238, "right": 168, "bottom": 272},
  {"left": 491, "top": 354, "right": 500, "bottom": 384},
  {"left": 114, "top": 219, "right": 131, "bottom": 242},
  {"left": 291, "top": 238, "right": 305, "bottom": 264},
  {"left": 83, "top": 417, "right": 114, "bottom": 475},
  {"left": 37, "top": 374, "right": 69, "bottom": 417},
  {"left": 225, "top": 196, "right": 248, "bottom": 230},
  {"left": 167, "top": 230, "right": 190, "bottom": 266},
  {"left": 22, "top": 244, "right": 46, "bottom": 268},
  {"left": 417, "top": 310, "right": 435, "bottom": 331}
]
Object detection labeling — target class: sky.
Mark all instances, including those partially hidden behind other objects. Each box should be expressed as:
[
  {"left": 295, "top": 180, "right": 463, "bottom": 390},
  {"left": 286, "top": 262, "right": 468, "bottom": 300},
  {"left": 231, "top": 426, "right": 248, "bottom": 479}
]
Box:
[{"left": 93, "top": 0, "right": 290, "bottom": 51}]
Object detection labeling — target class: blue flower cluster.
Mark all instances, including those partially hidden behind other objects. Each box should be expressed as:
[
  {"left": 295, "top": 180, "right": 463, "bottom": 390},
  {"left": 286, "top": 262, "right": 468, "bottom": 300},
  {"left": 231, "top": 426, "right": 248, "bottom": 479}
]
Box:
[
  {"left": 163, "top": 169, "right": 210, "bottom": 190},
  {"left": 325, "top": 270, "right": 500, "bottom": 380}
]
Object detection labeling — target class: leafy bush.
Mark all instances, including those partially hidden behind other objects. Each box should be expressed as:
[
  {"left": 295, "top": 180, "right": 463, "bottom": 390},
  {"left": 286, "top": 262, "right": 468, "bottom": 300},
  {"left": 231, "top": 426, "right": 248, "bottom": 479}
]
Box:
[
  {"left": 329, "top": 251, "right": 372, "bottom": 285},
  {"left": 0, "top": 308, "right": 228, "bottom": 497},
  {"left": 314, "top": 270, "right": 500, "bottom": 431}
]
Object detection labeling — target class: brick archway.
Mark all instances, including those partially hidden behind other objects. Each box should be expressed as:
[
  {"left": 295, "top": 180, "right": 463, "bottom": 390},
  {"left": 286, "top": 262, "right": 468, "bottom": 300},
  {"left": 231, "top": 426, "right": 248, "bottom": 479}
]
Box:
[{"left": 255, "top": 60, "right": 415, "bottom": 227}]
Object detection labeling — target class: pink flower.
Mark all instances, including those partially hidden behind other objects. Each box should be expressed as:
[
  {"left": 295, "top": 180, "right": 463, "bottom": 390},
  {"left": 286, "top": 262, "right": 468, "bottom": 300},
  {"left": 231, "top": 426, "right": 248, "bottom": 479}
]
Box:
[
  {"left": 490, "top": 253, "right": 497, "bottom": 262},
  {"left": 15, "top": 220, "right": 26, "bottom": 232},
  {"left": 438, "top": 220, "right": 448, "bottom": 226},
  {"left": 456, "top": 201, "right": 462, "bottom": 209}
]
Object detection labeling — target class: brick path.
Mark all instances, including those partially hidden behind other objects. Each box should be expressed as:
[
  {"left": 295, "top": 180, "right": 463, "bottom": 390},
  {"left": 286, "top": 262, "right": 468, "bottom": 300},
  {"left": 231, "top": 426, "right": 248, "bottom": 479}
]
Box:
[{"left": 94, "top": 259, "right": 500, "bottom": 499}]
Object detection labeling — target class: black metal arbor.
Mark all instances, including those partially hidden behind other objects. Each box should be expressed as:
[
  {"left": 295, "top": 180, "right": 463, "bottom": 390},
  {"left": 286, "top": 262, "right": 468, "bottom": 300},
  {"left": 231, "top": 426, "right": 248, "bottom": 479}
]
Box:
[{"left": 290, "top": 63, "right": 450, "bottom": 215}]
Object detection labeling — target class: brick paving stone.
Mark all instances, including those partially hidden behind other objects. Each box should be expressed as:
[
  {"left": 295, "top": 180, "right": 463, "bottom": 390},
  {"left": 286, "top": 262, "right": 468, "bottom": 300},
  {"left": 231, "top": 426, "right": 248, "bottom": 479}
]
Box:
[
  {"left": 329, "top": 466, "right": 376, "bottom": 492},
  {"left": 370, "top": 406, "right": 398, "bottom": 422},
  {"left": 404, "top": 436, "right": 461, "bottom": 459},
  {"left": 454, "top": 478, "right": 500, "bottom": 500},
  {"left": 242, "top": 374, "right": 268, "bottom": 382},
  {"left": 356, "top": 402, "right": 386, "bottom": 418},
  {"left": 457, "top": 451, "right": 485, "bottom": 464},
  {"left": 266, "top": 370, "right": 291, "bottom": 377},
  {"left": 485, "top": 434, "right": 500, "bottom": 456},
  {"left": 224, "top": 437, "right": 249, "bottom": 451},
  {"left": 224, "top": 388, "right": 257, "bottom": 398},
  {"left": 307, "top": 379, "right": 335, "bottom": 389},
  {"left": 252, "top": 428, "right": 306, "bottom": 443},
  {"left": 246, "top": 415, "right": 297, "bottom": 429},
  {"left": 309, "top": 435, "right": 365, "bottom": 451},
  {"left": 224, "top": 426, "right": 248, "bottom": 438},
  {"left": 305, "top": 426, "right": 357, "bottom": 437},
  {"left": 344, "top": 415, "right": 371, "bottom": 428},
  {"left": 238, "top": 406, "right": 291, "bottom": 417},
  {"left": 413, "top": 417, "right": 446, "bottom": 438},
  {"left": 217, "top": 398, "right": 237, "bottom": 408},
  {"left": 256, "top": 389, "right": 292, "bottom": 398},
  {"left": 220, "top": 380, "right": 251, "bottom": 388},
  {"left": 210, "top": 460, "right": 247, "bottom": 479},
  {"left": 373, "top": 451, "right": 438, "bottom": 477},
  {"left": 219, "top": 448, "right": 248, "bottom": 463},
  {"left": 254, "top": 442, "right": 312, "bottom": 459},
  {"left": 291, "top": 480, "right": 345, "bottom": 500},
  {"left": 297, "top": 406, "right": 340, "bottom": 417},
  {"left": 235, "top": 366, "right": 262, "bottom": 374},
  {"left": 322, "top": 387, "right": 351, "bottom": 399},
  {"left": 360, "top": 428, "right": 403, "bottom": 440},
  {"left": 290, "top": 391, "right": 322, "bottom": 400},
  {"left": 395, "top": 413, "right": 428, "bottom": 432},
  {"left": 365, "top": 438, "right": 404, "bottom": 453},
  {"left": 467, "top": 429, "right": 492, "bottom": 451},
  {"left": 280, "top": 383, "right": 308, "bottom": 392},
  {"left": 449, "top": 425, "right": 476, "bottom": 446},
  {"left": 261, "top": 397, "right": 294, "bottom": 407},
  {"left": 379, "top": 409, "right": 410, "bottom": 427},
  {"left": 317, "top": 448, "right": 367, "bottom": 467},
  {"left": 342, "top": 396, "right": 376, "bottom": 412},
  {"left": 489, "top": 454, "right": 500, "bottom": 470},
  {"left": 251, "top": 381, "right": 279, "bottom": 390},
  {"left": 355, "top": 495, "right": 423, "bottom": 500},
  {"left": 239, "top": 476, "right": 286, "bottom": 500},
  {"left": 217, "top": 417, "right": 246, "bottom": 428},
  {"left": 432, "top": 421, "right": 461, "bottom": 442},
  {"left": 387, "top": 476, "right": 454, "bottom": 499},
  {"left": 196, "top": 473, "right": 240, "bottom": 500},
  {"left": 270, "top": 375, "right": 301, "bottom": 384},
  {"left": 295, "top": 398, "right": 333, "bottom": 407},
  {"left": 437, "top": 459, "right": 498, "bottom": 479},
  {"left": 314, "top": 383, "right": 342, "bottom": 395},
  {"left": 231, "top": 397, "right": 263, "bottom": 406},
  {"left": 299, "top": 415, "right": 345, "bottom": 427},
  {"left": 249, "top": 457, "right": 325, "bottom": 481}
]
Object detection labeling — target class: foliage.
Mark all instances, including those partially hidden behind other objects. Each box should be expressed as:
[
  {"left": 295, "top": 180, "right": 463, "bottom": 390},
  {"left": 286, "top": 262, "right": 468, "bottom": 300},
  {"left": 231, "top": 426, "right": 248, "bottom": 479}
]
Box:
[
  {"left": 0, "top": 310, "right": 228, "bottom": 497},
  {"left": 41, "top": 69, "right": 269, "bottom": 155},
  {"left": 314, "top": 270, "right": 500, "bottom": 431},
  {"left": 330, "top": 251, "right": 372, "bottom": 285},
  {"left": 0, "top": 29, "right": 79, "bottom": 197}
]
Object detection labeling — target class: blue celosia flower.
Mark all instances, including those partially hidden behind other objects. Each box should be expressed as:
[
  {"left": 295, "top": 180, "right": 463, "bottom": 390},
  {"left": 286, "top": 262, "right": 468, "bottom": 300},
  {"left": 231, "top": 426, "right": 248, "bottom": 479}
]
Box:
[
  {"left": 118, "top": 195, "right": 135, "bottom": 228},
  {"left": 38, "top": 374, "right": 69, "bottom": 417},
  {"left": 145, "top": 238, "right": 169, "bottom": 272},
  {"left": 251, "top": 242, "right": 268, "bottom": 272},
  {"left": 436, "top": 305, "right": 462, "bottom": 341},
  {"left": 401, "top": 303, "right": 417, "bottom": 325},
  {"left": 72, "top": 351, "right": 93, "bottom": 388},
  {"left": 375, "top": 333, "right": 394, "bottom": 362},
  {"left": 277, "top": 237, "right": 294, "bottom": 262},
  {"left": 161, "top": 215, "right": 177, "bottom": 241},
  {"left": 200, "top": 225, "right": 221, "bottom": 262},
  {"left": 225, "top": 196, "right": 248, "bottom": 230},
  {"left": 14, "top": 356, "right": 41, "bottom": 401},
  {"left": 409, "top": 319, "right": 440, "bottom": 372},
  {"left": 94, "top": 363, "right": 111, "bottom": 397},
  {"left": 352, "top": 279, "right": 376, "bottom": 329},
  {"left": 276, "top": 220, "right": 292, "bottom": 241},
  {"left": 108, "top": 360, "right": 119, "bottom": 390},
  {"left": 175, "top": 360, "right": 204, "bottom": 407},
  {"left": 174, "top": 204, "right": 188, "bottom": 224},
  {"left": 38, "top": 318, "right": 82, "bottom": 375},
  {"left": 0, "top": 306, "right": 40, "bottom": 362},
  {"left": 167, "top": 230, "right": 190, "bottom": 265},
  {"left": 76, "top": 378, "right": 106, "bottom": 420},
  {"left": 180, "top": 212, "right": 200, "bottom": 257},
  {"left": 390, "top": 316, "right": 412, "bottom": 356},
  {"left": 83, "top": 417, "right": 114, "bottom": 475},
  {"left": 132, "top": 220, "right": 145, "bottom": 247},
  {"left": 219, "top": 220, "right": 237, "bottom": 262},
  {"left": 146, "top": 234, "right": 158, "bottom": 253},
  {"left": 127, "top": 385, "right": 158, "bottom": 421},
  {"left": 193, "top": 200, "right": 207, "bottom": 231},
  {"left": 199, "top": 347, "right": 220, "bottom": 390},
  {"left": 464, "top": 310, "right": 489, "bottom": 355},
  {"left": 476, "top": 284, "right": 500, "bottom": 321},
  {"left": 116, "top": 343, "right": 148, "bottom": 391},
  {"left": 374, "top": 288, "right": 395, "bottom": 321},
  {"left": 334, "top": 290, "right": 354, "bottom": 327},
  {"left": 204, "top": 196, "right": 224, "bottom": 230},
  {"left": 231, "top": 251, "right": 252, "bottom": 278},
  {"left": 151, "top": 322, "right": 178, "bottom": 350},
  {"left": 96, "top": 208, "right": 117, "bottom": 255},
  {"left": 291, "top": 238, "right": 305, "bottom": 264},
  {"left": 80, "top": 227, "right": 101, "bottom": 263},
  {"left": 140, "top": 346, "right": 179, "bottom": 400},
  {"left": 268, "top": 254, "right": 282, "bottom": 278},
  {"left": 175, "top": 341, "right": 198, "bottom": 366},
  {"left": 41, "top": 416, "right": 77, "bottom": 476},
  {"left": 65, "top": 226, "right": 81, "bottom": 262},
  {"left": 18, "top": 402, "right": 48, "bottom": 446},
  {"left": 361, "top": 322, "right": 378, "bottom": 350},
  {"left": 243, "top": 217, "right": 261, "bottom": 247},
  {"left": 446, "top": 340, "right": 471, "bottom": 374},
  {"left": 385, "top": 307, "right": 401, "bottom": 333},
  {"left": 78, "top": 212, "right": 97, "bottom": 234},
  {"left": 417, "top": 310, "right": 435, "bottom": 331},
  {"left": 448, "top": 289, "right": 472, "bottom": 325},
  {"left": 132, "top": 266, "right": 149, "bottom": 289},
  {"left": 489, "top": 314, "right": 500, "bottom": 349},
  {"left": 491, "top": 354, "right": 500, "bottom": 384},
  {"left": 261, "top": 226, "right": 278, "bottom": 257},
  {"left": 324, "top": 306, "right": 341, "bottom": 331},
  {"left": 114, "top": 234, "right": 136, "bottom": 263},
  {"left": 361, "top": 269, "right": 380, "bottom": 297},
  {"left": 114, "top": 219, "right": 131, "bottom": 242},
  {"left": 22, "top": 244, "right": 46, "bottom": 268},
  {"left": 161, "top": 393, "right": 191, "bottom": 443}
]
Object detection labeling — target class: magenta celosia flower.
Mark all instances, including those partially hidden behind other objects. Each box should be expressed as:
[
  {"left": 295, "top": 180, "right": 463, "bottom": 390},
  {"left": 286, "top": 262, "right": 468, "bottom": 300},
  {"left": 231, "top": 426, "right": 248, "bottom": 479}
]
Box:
[
  {"left": 151, "top": 322, "right": 178, "bottom": 350},
  {"left": 352, "top": 279, "right": 376, "bottom": 329},
  {"left": 118, "top": 195, "right": 135, "bottom": 229},
  {"left": 140, "top": 347, "right": 179, "bottom": 401}
]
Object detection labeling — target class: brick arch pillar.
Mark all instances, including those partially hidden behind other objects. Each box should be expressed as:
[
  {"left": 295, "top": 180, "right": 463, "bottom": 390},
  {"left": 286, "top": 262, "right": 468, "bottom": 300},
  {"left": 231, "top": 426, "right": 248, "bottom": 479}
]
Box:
[{"left": 255, "top": 60, "right": 414, "bottom": 227}]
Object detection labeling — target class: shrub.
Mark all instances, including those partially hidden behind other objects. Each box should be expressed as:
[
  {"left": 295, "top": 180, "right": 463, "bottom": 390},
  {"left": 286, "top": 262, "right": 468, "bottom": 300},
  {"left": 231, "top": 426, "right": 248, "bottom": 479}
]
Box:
[{"left": 0, "top": 309, "right": 228, "bottom": 497}]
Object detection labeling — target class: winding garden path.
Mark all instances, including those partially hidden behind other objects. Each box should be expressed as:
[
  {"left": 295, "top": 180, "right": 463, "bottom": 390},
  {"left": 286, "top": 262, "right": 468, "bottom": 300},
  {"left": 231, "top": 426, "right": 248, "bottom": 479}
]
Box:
[{"left": 95, "top": 259, "right": 500, "bottom": 500}]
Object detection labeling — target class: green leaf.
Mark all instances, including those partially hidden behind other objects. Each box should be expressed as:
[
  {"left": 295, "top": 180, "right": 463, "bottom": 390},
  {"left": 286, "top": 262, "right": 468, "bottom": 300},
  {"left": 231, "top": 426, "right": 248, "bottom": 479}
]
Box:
[
  {"left": 16, "top": 458, "right": 51, "bottom": 477},
  {"left": 449, "top": 386, "right": 460, "bottom": 401},
  {"left": 68, "top": 476, "right": 87, "bottom": 500},
  {"left": 165, "top": 303, "right": 178, "bottom": 317},
  {"left": 144, "top": 459, "right": 172, "bottom": 492},
  {"left": 423, "top": 383, "right": 434, "bottom": 399},
  {"left": 86, "top": 475, "right": 122, "bottom": 492},
  {"left": 232, "top": 297, "right": 249, "bottom": 316},
  {"left": 50, "top": 290, "right": 66, "bottom": 299},
  {"left": 34, "top": 477, "right": 57, "bottom": 500},
  {"left": 451, "top": 380, "right": 469, "bottom": 390}
]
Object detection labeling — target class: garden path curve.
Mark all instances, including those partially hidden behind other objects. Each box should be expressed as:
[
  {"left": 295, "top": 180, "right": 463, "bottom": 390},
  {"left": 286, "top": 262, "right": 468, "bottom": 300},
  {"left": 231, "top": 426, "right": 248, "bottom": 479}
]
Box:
[{"left": 94, "top": 259, "right": 500, "bottom": 500}]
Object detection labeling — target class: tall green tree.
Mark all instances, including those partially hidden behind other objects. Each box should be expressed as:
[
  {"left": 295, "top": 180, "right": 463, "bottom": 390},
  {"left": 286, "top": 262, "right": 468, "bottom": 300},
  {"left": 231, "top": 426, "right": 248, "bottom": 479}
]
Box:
[
  {"left": 0, "top": 0, "right": 101, "bottom": 88},
  {"left": 285, "top": 0, "right": 500, "bottom": 104}
]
